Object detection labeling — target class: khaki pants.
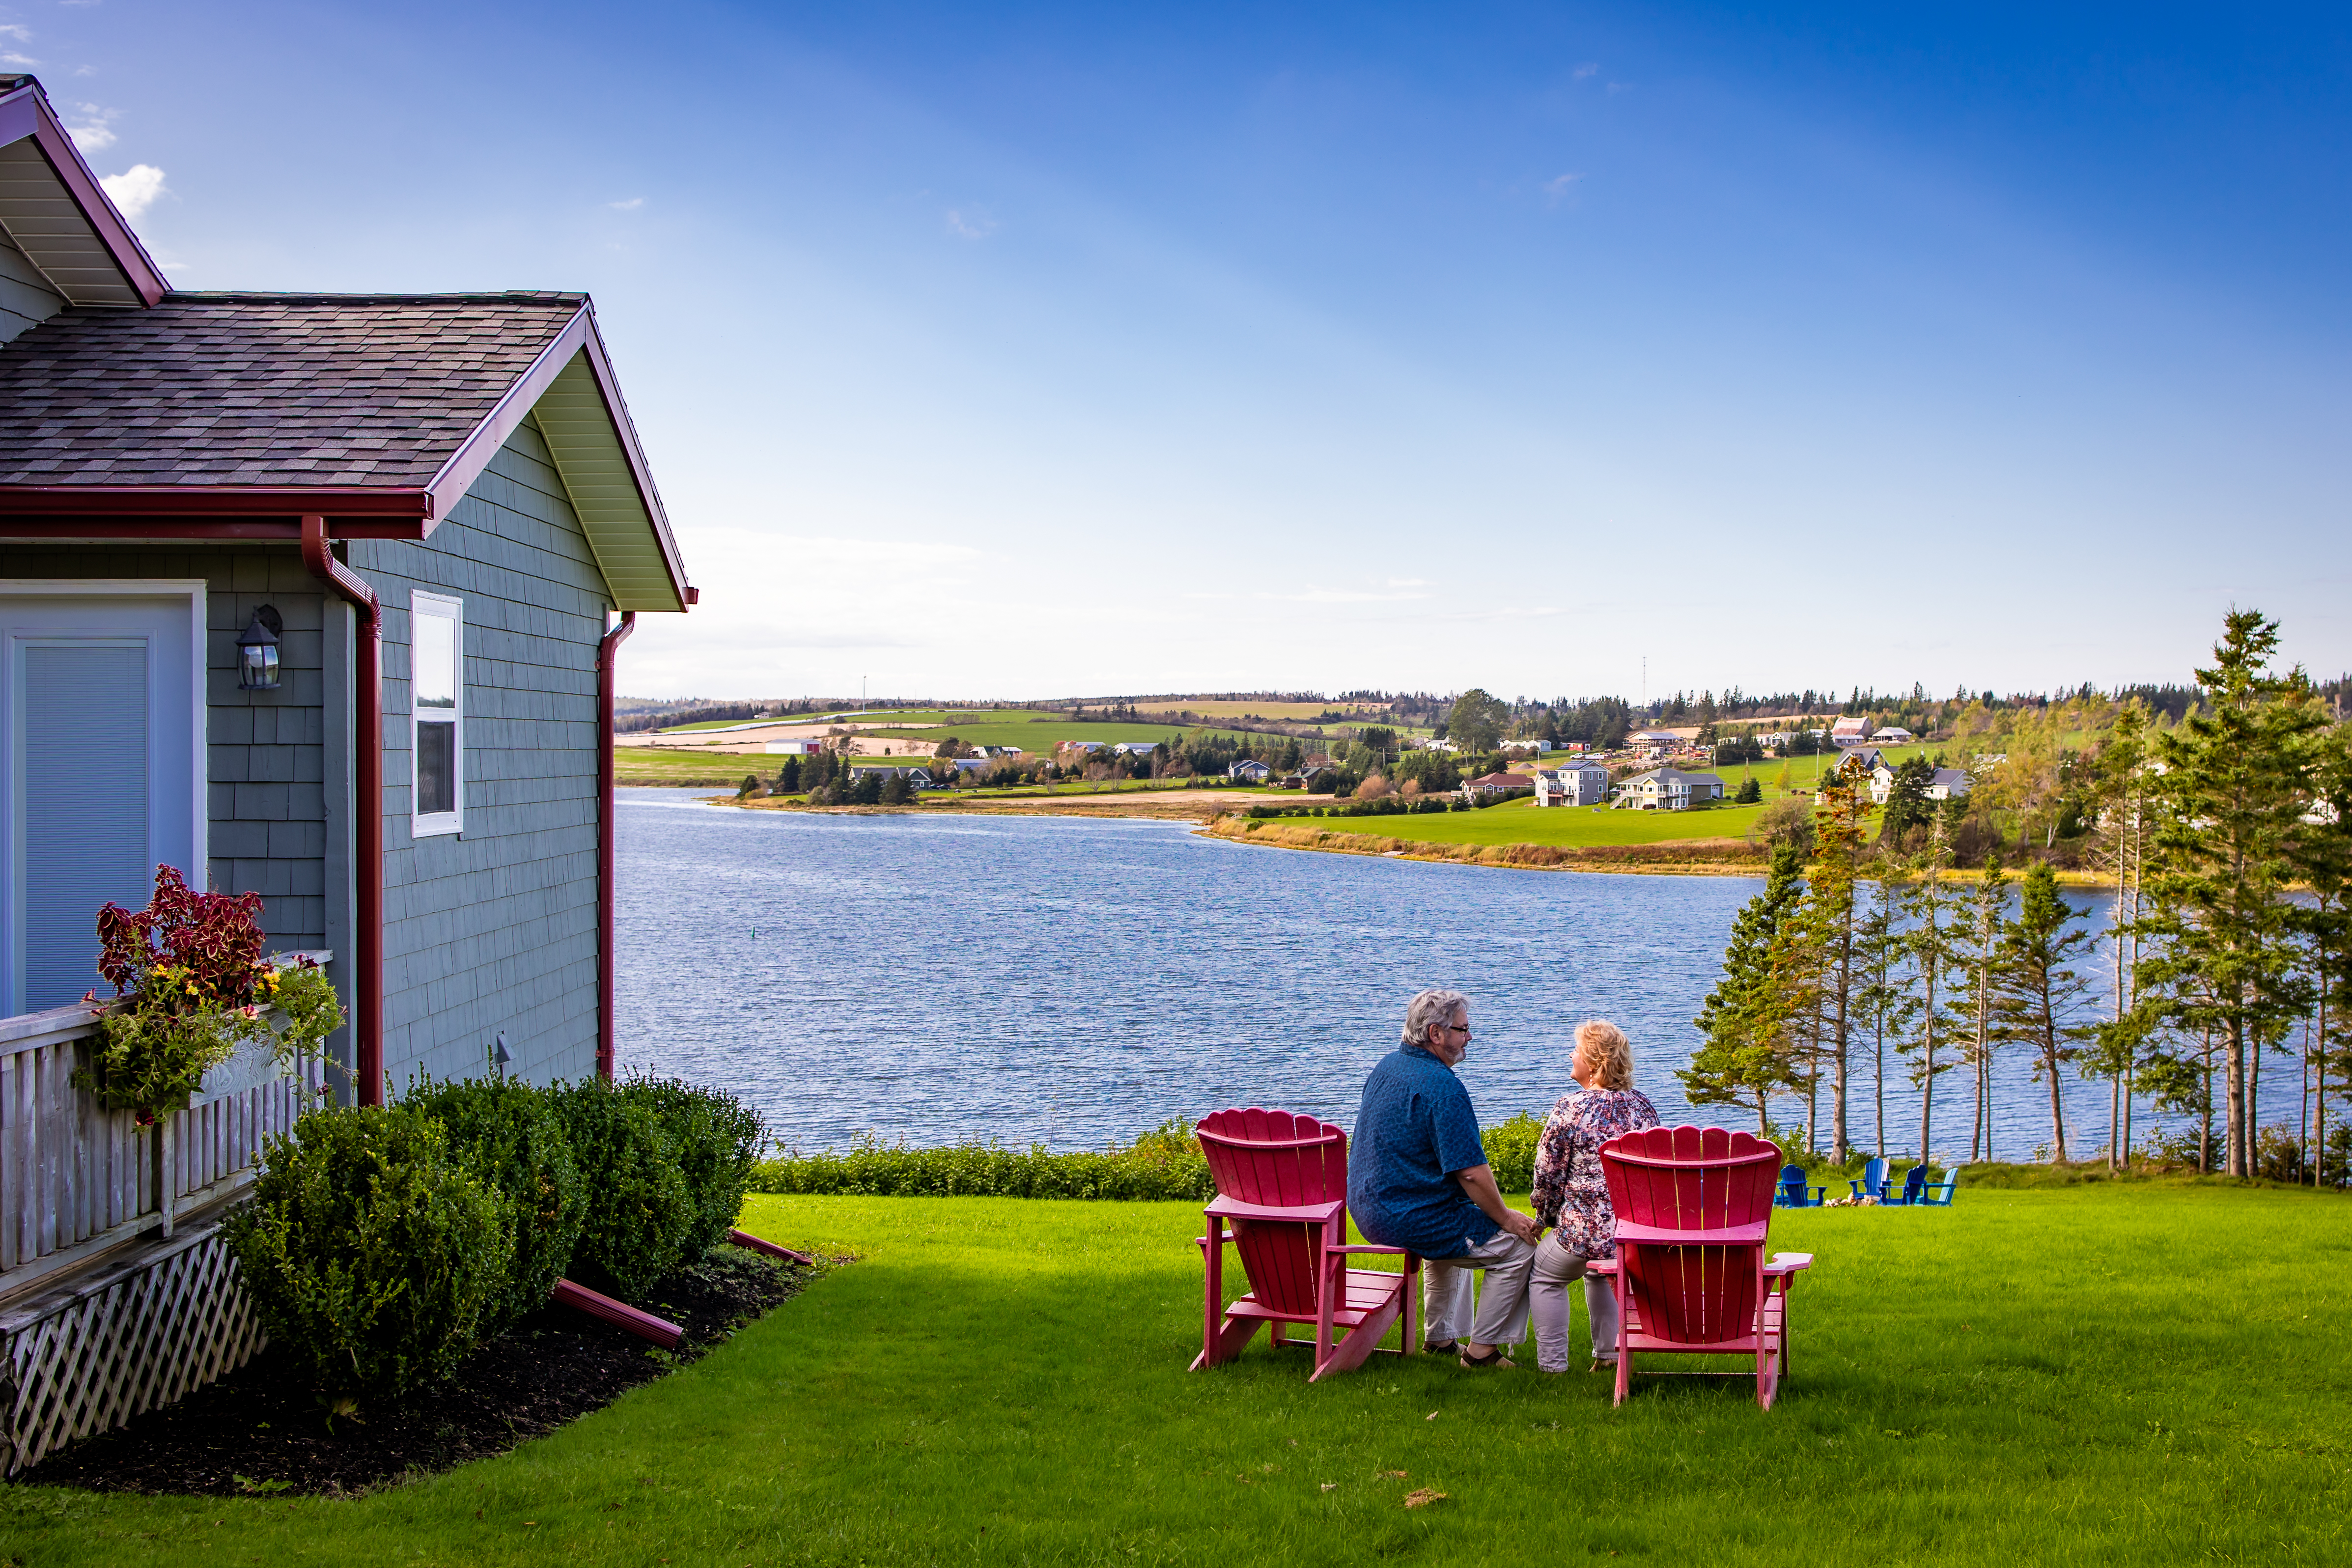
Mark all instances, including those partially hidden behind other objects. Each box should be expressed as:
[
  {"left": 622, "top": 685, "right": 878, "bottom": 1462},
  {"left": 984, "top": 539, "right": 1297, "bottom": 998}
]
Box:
[
  {"left": 1530, "top": 1228, "right": 1623, "bottom": 1372},
  {"left": 1423, "top": 1229, "right": 1537, "bottom": 1348}
]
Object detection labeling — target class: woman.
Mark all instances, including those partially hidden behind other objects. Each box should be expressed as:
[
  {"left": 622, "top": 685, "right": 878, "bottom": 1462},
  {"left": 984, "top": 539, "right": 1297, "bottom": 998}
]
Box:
[{"left": 1528, "top": 1019, "right": 1661, "bottom": 1373}]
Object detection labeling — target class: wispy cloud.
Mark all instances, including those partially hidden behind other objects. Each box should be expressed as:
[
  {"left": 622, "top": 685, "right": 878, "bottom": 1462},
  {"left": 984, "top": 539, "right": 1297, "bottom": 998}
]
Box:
[
  {"left": 1386, "top": 578, "right": 1429, "bottom": 589},
  {"left": 1542, "top": 172, "right": 1585, "bottom": 202},
  {"left": 0, "top": 53, "right": 36, "bottom": 68},
  {"left": 99, "top": 164, "right": 166, "bottom": 218},
  {"left": 608, "top": 196, "right": 644, "bottom": 211},
  {"left": 1573, "top": 62, "right": 1599, "bottom": 80},
  {"left": 65, "top": 103, "right": 116, "bottom": 152},
  {"left": 945, "top": 206, "right": 998, "bottom": 240},
  {"left": 1257, "top": 584, "right": 1431, "bottom": 604}
]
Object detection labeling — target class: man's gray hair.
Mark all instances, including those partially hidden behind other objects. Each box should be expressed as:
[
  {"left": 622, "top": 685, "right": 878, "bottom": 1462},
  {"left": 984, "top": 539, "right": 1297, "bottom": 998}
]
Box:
[{"left": 1402, "top": 988, "right": 1471, "bottom": 1048}]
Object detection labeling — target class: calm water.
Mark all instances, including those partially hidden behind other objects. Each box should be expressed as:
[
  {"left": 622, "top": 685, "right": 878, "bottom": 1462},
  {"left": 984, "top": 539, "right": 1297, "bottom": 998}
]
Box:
[{"left": 614, "top": 790, "right": 2289, "bottom": 1162}]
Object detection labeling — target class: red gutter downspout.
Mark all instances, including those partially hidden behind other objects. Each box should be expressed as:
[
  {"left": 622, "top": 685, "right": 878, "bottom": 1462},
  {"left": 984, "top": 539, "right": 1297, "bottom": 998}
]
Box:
[
  {"left": 301, "top": 516, "right": 386, "bottom": 1107},
  {"left": 596, "top": 611, "right": 636, "bottom": 1081}
]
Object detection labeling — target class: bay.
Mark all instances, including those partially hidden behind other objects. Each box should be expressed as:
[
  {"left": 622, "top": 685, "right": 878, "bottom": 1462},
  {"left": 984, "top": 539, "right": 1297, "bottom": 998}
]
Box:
[{"left": 614, "top": 789, "right": 2285, "bottom": 1162}]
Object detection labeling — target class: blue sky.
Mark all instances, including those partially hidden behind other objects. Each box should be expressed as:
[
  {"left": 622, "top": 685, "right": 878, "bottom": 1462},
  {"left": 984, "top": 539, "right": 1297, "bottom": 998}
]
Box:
[{"left": 12, "top": 1, "right": 2350, "bottom": 701}]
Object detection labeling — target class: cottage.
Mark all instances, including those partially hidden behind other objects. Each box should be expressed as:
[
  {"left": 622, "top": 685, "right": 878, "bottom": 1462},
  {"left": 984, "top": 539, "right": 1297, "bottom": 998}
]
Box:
[
  {"left": 1534, "top": 762, "right": 1610, "bottom": 808},
  {"left": 1462, "top": 772, "right": 1527, "bottom": 799},
  {"left": 1829, "top": 716, "right": 1872, "bottom": 746},
  {"left": 1227, "top": 758, "right": 1273, "bottom": 783},
  {"left": 0, "top": 76, "right": 693, "bottom": 1468},
  {"left": 1611, "top": 766, "right": 1727, "bottom": 811},
  {"left": 1110, "top": 740, "right": 1159, "bottom": 757},
  {"left": 1866, "top": 758, "right": 1973, "bottom": 804},
  {"left": 1871, "top": 726, "right": 1916, "bottom": 745},
  {"left": 849, "top": 766, "right": 934, "bottom": 788}
]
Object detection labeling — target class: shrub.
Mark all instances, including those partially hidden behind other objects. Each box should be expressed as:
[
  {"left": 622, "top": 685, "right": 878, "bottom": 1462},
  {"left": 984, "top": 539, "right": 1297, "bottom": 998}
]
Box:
[
  {"left": 1483, "top": 1112, "right": 1544, "bottom": 1192},
  {"left": 750, "top": 1120, "right": 1215, "bottom": 1202},
  {"left": 223, "top": 1105, "right": 513, "bottom": 1401},
  {"left": 552, "top": 1078, "right": 694, "bottom": 1298},
  {"left": 408, "top": 1075, "right": 586, "bottom": 1332},
  {"left": 615, "top": 1077, "right": 766, "bottom": 1255}
]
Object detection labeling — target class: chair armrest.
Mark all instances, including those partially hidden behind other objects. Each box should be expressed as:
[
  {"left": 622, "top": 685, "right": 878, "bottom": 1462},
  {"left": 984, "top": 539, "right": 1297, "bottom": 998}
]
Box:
[
  {"left": 1324, "top": 1244, "right": 1408, "bottom": 1256},
  {"left": 1764, "top": 1252, "right": 1814, "bottom": 1274},
  {"left": 1585, "top": 1257, "right": 1619, "bottom": 1276},
  {"left": 1614, "top": 1219, "right": 1770, "bottom": 1247},
  {"left": 1203, "top": 1196, "right": 1346, "bottom": 1225}
]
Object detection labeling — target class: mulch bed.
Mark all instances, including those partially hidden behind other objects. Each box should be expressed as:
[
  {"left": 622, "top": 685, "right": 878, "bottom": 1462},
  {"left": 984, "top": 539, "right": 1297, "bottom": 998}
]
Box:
[{"left": 22, "top": 1246, "right": 833, "bottom": 1498}]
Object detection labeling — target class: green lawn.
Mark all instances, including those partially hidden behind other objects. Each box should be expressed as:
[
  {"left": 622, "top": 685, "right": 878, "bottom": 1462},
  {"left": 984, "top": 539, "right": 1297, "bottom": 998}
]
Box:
[
  {"left": 9, "top": 1184, "right": 2345, "bottom": 1565},
  {"left": 1288, "top": 796, "right": 1774, "bottom": 848}
]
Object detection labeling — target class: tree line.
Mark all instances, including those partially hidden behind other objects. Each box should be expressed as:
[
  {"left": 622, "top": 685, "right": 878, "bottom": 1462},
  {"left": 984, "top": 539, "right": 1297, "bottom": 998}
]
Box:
[{"left": 1682, "top": 610, "right": 2351, "bottom": 1185}]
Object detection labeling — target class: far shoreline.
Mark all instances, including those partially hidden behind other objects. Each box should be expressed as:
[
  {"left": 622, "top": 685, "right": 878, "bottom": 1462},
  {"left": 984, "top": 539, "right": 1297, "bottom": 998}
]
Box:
[{"left": 631, "top": 785, "right": 2117, "bottom": 887}]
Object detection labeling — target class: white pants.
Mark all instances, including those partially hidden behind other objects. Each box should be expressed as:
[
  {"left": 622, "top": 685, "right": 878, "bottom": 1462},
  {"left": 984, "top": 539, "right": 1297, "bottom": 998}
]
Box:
[
  {"left": 1530, "top": 1229, "right": 1624, "bottom": 1372},
  {"left": 1422, "top": 1229, "right": 1538, "bottom": 1348}
]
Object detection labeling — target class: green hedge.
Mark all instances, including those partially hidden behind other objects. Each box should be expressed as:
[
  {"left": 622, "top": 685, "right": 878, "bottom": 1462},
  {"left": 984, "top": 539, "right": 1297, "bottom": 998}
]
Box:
[{"left": 749, "top": 1121, "right": 1216, "bottom": 1201}]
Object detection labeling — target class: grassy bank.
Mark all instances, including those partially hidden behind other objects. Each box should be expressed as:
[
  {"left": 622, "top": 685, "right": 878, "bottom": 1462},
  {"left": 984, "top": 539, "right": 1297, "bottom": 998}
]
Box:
[
  {"left": 1206, "top": 813, "right": 1774, "bottom": 873},
  {"left": 8, "top": 1183, "right": 2343, "bottom": 1565}
]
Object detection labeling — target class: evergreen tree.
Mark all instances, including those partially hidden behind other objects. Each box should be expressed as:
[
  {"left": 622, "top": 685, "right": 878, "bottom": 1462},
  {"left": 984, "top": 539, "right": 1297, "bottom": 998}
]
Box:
[
  {"left": 1961, "top": 857, "right": 2012, "bottom": 1162},
  {"left": 2137, "top": 610, "right": 2324, "bottom": 1176},
  {"left": 1990, "top": 864, "right": 2098, "bottom": 1161},
  {"left": 1735, "top": 774, "right": 1763, "bottom": 804},
  {"left": 1898, "top": 818, "right": 1963, "bottom": 1163},
  {"left": 2292, "top": 723, "right": 2352, "bottom": 1186},
  {"left": 1806, "top": 753, "right": 1873, "bottom": 1161},
  {"left": 1682, "top": 844, "right": 1807, "bottom": 1133},
  {"left": 1853, "top": 869, "right": 1918, "bottom": 1158},
  {"left": 1878, "top": 756, "right": 1937, "bottom": 844}
]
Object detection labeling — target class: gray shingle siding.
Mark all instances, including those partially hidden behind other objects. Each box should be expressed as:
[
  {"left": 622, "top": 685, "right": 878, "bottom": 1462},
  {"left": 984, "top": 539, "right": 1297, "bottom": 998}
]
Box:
[{"left": 358, "top": 415, "right": 608, "bottom": 1090}]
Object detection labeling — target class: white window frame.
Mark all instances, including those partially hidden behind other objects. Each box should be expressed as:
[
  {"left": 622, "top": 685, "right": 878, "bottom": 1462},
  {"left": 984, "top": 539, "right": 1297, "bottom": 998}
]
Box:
[{"left": 410, "top": 591, "right": 464, "bottom": 839}]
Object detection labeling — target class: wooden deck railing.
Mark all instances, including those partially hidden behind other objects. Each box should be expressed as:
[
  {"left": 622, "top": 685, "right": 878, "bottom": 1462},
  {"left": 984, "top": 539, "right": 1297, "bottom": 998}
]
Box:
[{"left": 0, "top": 953, "right": 330, "bottom": 1302}]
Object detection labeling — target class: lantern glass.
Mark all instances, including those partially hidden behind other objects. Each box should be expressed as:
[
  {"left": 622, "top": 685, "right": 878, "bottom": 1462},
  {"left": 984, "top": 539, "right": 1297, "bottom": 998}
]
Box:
[{"left": 237, "top": 606, "right": 283, "bottom": 691}]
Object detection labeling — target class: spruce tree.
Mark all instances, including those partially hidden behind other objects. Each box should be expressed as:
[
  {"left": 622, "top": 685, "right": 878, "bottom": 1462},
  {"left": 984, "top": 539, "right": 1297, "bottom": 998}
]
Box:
[
  {"left": 2137, "top": 610, "right": 2323, "bottom": 1176},
  {"left": 1899, "top": 818, "right": 1963, "bottom": 1163},
  {"left": 1682, "top": 844, "right": 1807, "bottom": 1134},
  {"left": 1991, "top": 863, "right": 2098, "bottom": 1162},
  {"left": 1806, "top": 753, "right": 1873, "bottom": 1161}
]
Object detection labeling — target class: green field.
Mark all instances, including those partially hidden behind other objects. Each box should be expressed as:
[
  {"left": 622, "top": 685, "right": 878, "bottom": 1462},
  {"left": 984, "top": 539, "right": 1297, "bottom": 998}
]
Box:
[{"left": 8, "top": 1183, "right": 2342, "bottom": 1565}]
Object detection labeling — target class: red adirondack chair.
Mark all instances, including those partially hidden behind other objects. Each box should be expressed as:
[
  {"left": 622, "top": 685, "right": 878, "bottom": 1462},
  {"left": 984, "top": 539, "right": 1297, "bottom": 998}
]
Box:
[
  {"left": 1588, "top": 1125, "right": 1815, "bottom": 1409},
  {"left": 1191, "top": 1108, "right": 1421, "bottom": 1382}
]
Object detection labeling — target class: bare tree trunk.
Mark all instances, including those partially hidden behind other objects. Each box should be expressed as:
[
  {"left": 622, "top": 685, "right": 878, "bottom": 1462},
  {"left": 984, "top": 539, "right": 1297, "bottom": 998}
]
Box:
[
  {"left": 2200, "top": 1027, "right": 2215, "bottom": 1173},
  {"left": 2227, "top": 1014, "right": 2248, "bottom": 1178}
]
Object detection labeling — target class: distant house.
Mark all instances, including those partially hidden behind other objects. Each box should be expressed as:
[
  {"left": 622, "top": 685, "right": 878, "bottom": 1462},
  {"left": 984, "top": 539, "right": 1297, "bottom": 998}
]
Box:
[
  {"left": 849, "top": 765, "right": 934, "bottom": 788},
  {"left": 1612, "top": 766, "right": 1727, "bottom": 811},
  {"left": 1111, "top": 741, "right": 1159, "bottom": 757},
  {"left": 764, "top": 739, "right": 821, "bottom": 755},
  {"left": 979, "top": 745, "right": 1023, "bottom": 757},
  {"left": 1867, "top": 758, "right": 1974, "bottom": 804},
  {"left": 1628, "top": 729, "right": 1683, "bottom": 747},
  {"left": 1228, "top": 759, "right": 1273, "bottom": 783},
  {"left": 1830, "top": 716, "right": 1872, "bottom": 747},
  {"left": 1535, "top": 762, "right": 1610, "bottom": 808},
  {"left": 945, "top": 756, "right": 990, "bottom": 774},
  {"left": 1844, "top": 746, "right": 1888, "bottom": 776},
  {"left": 1423, "top": 738, "right": 1460, "bottom": 753},
  {"left": 1871, "top": 726, "right": 1916, "bottom": 745},
  {"left": 1064, "top": 740, "right": 1104, "bottom": 754},
  {"left": 1462, "top": 772, "right": 1527, "bottom": 799}
]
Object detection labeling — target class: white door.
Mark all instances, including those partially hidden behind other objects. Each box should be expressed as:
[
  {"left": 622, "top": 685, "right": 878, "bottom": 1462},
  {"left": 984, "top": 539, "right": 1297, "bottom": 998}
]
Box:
[{"left": 0, "top": 586, "right": 203, "bottom": 1016}]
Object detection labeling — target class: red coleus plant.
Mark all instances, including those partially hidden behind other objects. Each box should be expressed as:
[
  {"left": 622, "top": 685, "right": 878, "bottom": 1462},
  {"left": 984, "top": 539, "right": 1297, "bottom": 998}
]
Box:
[{"left": 92, "top": 865, "right": 269, "bottom": 1012}]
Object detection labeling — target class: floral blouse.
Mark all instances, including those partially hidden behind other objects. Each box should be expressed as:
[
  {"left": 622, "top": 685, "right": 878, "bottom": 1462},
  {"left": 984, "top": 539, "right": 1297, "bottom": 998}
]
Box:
[{"left": 1529, "top": 1087, "right": 1662, "bottom": 1259}]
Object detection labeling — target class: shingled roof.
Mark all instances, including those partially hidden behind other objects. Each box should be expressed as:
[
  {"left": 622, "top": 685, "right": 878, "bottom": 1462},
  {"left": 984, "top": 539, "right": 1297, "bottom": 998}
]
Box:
[{"left": 0, "top": 292, "right": 584, "bottom": 486}]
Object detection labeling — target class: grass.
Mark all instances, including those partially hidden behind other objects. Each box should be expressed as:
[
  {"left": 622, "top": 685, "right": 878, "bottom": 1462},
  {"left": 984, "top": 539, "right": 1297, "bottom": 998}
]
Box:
[
  {"left": 1265, "top": 796, "right": 1774, "bottom": 849},
  {"left": 8, "top": 1182, "right": 2345, "bottom": 1565}
]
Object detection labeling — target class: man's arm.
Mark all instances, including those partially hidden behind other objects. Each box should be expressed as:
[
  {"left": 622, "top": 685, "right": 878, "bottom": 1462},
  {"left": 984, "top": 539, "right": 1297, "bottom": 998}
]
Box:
[{"left": 1453, "top": 1163, "right": 1541, "bottom": 1245}]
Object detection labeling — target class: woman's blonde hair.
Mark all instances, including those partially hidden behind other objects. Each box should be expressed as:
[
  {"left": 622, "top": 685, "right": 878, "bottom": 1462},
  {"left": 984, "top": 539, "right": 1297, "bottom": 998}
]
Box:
[{"left": 1574, "top": 1019, "right": 1634, "bottom": 1091}]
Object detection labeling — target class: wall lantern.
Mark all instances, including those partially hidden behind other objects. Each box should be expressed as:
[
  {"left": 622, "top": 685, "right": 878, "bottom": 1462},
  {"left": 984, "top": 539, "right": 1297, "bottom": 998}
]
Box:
[
  {"left": 490, "top": 1032, "right": 511, "bottom": 1075},
  {"left": 237, "top": 605, "right": 283, "bottom": 691}
]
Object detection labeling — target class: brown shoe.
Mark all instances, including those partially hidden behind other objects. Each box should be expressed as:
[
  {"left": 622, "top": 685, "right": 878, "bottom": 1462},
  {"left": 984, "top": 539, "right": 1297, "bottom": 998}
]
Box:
[{"left": 1459, "top": 1346, "right": 1515, "bottom": 1369}]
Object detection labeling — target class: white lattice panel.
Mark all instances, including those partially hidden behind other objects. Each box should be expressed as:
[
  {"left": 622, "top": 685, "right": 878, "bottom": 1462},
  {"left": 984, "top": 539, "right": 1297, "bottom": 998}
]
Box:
[{"left": 1, "top": 1226, "right": 265, "bottom": 1474}]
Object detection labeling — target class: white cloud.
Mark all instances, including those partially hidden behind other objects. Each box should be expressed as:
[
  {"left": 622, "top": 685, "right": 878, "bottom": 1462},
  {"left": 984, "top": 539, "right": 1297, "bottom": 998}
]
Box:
[
  {"left": 0, "top": 25, "right": 31, "bottom": 42},
  {"left": 1573, "top": 62, "right": 1599, "bottom": 79},
  {"left": 608, "top": 196, "right": 644, "bottom": 211},
  {"left": 1543, "top": 172, "right": 1585, "bottom": 201},
  {"left": 99, "top": 163, "right": 166, "bottom": 218},
  {"left": 945, "top": 206, "right": 998, "bottom": 240},
  {"left": 65, "top": 104, "right": 116, "bottom": 152},
  {"left": 1258, "top": 584, "right": 1430, "bottom": 604},
  {"left": 0, "top": 52, "right": 37, "bottom": 68},
  {"left": 1386, "top": 577, "right": 1429, "bottom": 589}
]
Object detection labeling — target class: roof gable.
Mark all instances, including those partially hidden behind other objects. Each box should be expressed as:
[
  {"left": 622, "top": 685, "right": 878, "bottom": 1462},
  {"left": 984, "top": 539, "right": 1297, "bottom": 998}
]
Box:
[{"left": 0, "top": 76, "right": 168, "bottom": 310}]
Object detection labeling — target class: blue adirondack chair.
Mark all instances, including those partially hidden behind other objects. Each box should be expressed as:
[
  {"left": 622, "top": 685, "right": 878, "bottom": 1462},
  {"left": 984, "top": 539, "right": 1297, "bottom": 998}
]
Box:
[
  {"left": 1775, "top": 1164, "right": 1825, "bottom": 1208},
  {"left": 1916, "top": 1171, "right": 1958, "bottom": 1207},
  {"left": 1895, "top": 1165, "right": 1928, "bottom": 1206},
  {"left": 1847, "top": 1156, "right": 1890, "bottom": 1202}
]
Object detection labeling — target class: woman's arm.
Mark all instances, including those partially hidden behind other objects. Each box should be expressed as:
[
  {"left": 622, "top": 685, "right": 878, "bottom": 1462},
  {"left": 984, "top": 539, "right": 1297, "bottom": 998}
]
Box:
[{"left": 1529, "top": 1108, "right": 1575, "bottom": 1228}]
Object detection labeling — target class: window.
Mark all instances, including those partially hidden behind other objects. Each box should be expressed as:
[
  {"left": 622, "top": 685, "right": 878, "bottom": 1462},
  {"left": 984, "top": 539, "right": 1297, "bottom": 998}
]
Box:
[{"left": 411, "top": 592, "right": 463, "bottom": 837}]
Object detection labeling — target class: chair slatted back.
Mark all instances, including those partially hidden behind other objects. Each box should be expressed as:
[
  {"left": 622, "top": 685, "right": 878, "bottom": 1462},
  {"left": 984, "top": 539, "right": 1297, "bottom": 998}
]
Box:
[
  {"left": 1197, "top": 1108, "right": 1348, "bottom": 1318},
  {"left": 1860, "top": 1156, "right": 1888, "bottom": 1198},
  {"left": 1901, "top": 1165, "right": 1927, "bottom": 1204},
  {"left": 1777, "top": 1165, "right": 1809, "bottom": 1207},
  {"left": 1601, "top": 1126, "right": 1782, "bottom": 1346}
]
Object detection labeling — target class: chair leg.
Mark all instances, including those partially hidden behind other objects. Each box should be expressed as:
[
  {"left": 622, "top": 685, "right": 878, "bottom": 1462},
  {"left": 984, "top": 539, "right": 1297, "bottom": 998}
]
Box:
[
  {"left": 1191, "top": 1312, "right": 1261, "bottom": 1371},
  {"left": 1612, "top": 1271, "right": 1632, "bottom": 1407}
]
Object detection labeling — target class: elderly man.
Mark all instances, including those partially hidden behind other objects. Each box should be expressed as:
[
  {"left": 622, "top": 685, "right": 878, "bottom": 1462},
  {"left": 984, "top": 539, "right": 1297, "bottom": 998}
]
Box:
[{"left": 1348, "top": 988, "right": 1542, "bottom": 1368}]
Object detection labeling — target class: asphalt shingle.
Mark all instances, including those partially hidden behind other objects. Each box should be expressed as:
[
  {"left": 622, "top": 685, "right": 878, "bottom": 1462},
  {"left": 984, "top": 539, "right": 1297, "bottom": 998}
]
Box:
[{"left": 0, "top": 292, "right": 583, "bottom": 488}]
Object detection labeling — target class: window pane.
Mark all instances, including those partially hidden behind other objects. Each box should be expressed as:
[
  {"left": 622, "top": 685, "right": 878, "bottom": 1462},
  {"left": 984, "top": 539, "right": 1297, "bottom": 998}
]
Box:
[
  {"left": 418, "top": 720, "right": 456, "bottom": 816},
  {"left": 414, "top": 609, "right": 457, "bottom": 710}
]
